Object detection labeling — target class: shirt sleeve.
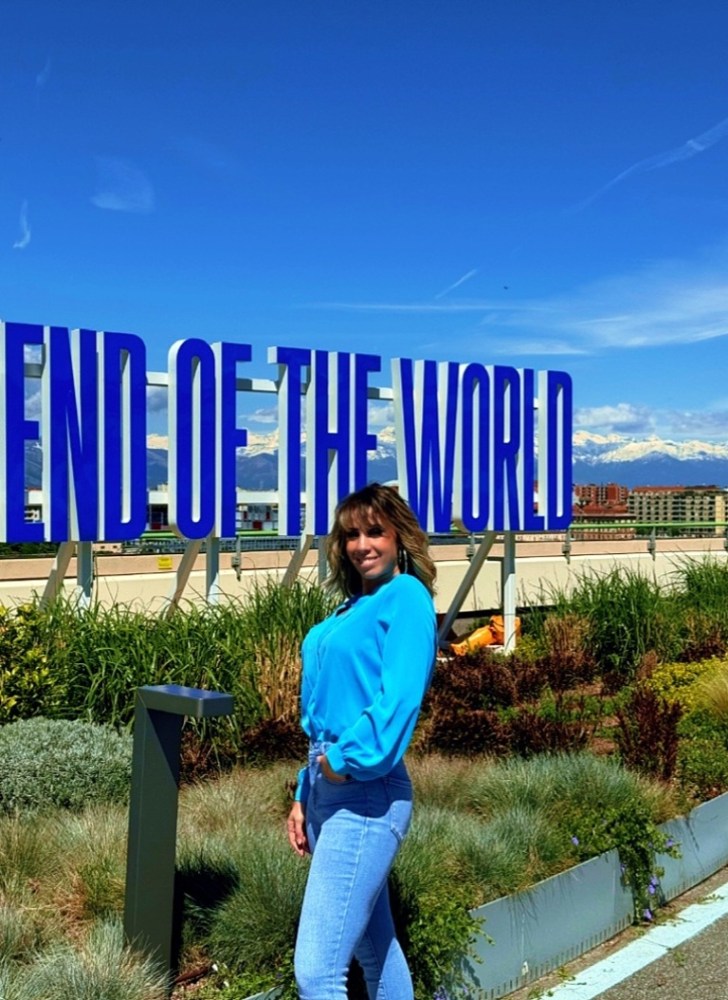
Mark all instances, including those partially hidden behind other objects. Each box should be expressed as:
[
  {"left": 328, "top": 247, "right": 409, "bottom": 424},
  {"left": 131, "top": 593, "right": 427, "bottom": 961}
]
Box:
[
  {"left": 325, "top": 575, "right": 436, "bottom": 779},
  {"left": 294, "top": 764, "right": 310, "bottom": 803}
]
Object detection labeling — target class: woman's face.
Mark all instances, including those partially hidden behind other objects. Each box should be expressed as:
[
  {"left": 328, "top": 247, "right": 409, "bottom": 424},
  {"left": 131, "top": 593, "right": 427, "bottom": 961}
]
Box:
[{"left": 343, "top": 511, "right": 400, "bottom": 594}]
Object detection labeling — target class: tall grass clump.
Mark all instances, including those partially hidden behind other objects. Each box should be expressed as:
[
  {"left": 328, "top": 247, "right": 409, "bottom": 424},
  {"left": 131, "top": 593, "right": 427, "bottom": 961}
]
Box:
[
  {"left": 8, "top": 580, "right": 334, "bottom": 765},
  {"left": 666, "top": 559, "right": 728, "bottom": 660},
  {"left": 674, "top": 558, "right": 728, "bottom": 639},
  {"left": 695, "top": 666, "right": 728, "bottom": 724},
  {"left": 548, "top": 568, "right": 677, "bottom": 689},
  {"left": 464, "top": 752, "right": 679, "bottom": 920},
  {"left": 43, "top": 598, "right": 263, "bottom": 733},
  {"left": 238, "top": 578, "right": 337, "bottom": 719}
]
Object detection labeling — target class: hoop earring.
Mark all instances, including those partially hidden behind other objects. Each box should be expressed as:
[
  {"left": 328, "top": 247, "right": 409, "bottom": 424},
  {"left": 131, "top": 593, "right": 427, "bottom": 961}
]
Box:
[{"left": 398, "top": 548, "right": 409, "bottom": 574}]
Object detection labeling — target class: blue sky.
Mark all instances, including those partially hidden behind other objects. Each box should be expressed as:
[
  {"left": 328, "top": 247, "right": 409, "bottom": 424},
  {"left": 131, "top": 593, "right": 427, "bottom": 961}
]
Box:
[{"left": 3, "top": 0, "right": 728, "bottom": 447}]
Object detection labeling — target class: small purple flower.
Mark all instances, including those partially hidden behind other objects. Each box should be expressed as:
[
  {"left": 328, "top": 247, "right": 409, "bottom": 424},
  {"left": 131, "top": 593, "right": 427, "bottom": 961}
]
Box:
[
  {"left": 650, "top": 874, "right": 659, "bottom": 886},
  {"left": 643, "top": 908, "right": 653, "bottom": 921},
  {"left": 648, "top": 883, "right": 656, "bottom": 895},
  {"left": 666, "top": 838, "right": 674, "bottom": 848},
  {"left": 571, "top": 836, "right": 579, "bottom": 846}
]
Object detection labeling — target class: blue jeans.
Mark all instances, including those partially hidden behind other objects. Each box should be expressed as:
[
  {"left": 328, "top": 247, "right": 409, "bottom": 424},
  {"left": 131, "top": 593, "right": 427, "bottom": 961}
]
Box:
[{"left": 294, "top": 742, "right": 414, "bottom": 1000}]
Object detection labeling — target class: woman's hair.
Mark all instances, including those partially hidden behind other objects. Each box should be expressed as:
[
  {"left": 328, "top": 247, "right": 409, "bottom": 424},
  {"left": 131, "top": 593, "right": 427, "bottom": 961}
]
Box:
[{"left": 326, "top": 483, "right": 436, "bottom": 597}]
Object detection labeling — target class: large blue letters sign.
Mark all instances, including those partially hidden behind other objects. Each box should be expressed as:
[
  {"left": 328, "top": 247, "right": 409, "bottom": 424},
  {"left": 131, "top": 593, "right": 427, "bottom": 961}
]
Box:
[{"left": 0, "top": 320, "right": 573, "bottom": 542}]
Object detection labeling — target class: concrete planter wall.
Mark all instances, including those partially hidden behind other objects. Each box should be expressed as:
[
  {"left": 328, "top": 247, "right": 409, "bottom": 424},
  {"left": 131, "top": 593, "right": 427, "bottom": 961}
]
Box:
[{"left": 465, "top": 791, "right": 728, "bottom": 998}]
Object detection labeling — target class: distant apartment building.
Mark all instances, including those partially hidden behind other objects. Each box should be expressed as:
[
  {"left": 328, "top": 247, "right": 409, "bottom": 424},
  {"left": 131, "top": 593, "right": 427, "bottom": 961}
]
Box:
[
  {"left": 572, "top": 482, "right": 633, "bottom": 540},
  {"left": 574, "top": 483, "right": 629, "bottom": 506},
  {"left": 628, "top": 486, "right": 728, "bottom": 536}
]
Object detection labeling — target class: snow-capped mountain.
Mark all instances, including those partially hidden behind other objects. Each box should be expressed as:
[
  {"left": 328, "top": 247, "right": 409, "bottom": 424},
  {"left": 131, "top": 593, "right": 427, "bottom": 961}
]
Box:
[
  {"left": 23, "top": 430, "right": 728, "bottom": 493},
  {"left": 572, "top": 432, "right": 728, "bottom": 488}
]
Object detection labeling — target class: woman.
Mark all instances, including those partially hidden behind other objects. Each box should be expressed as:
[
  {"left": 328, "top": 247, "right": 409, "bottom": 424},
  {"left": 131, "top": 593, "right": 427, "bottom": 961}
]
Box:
[{"left": 287, "top": 483, "right": 437, "bottom": 1000}]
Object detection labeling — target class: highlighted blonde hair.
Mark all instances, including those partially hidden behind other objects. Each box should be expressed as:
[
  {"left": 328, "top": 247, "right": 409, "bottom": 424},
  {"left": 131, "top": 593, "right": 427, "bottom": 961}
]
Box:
[{"left": 326, "top": 483, "right": 436, "bottom": 597}]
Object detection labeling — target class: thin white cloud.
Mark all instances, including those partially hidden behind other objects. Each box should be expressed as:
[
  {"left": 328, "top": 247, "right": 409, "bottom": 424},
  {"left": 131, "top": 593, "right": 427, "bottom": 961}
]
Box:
[
  {"left": 662, "top": 408, "right": 728, "bottom": 437},
  {"left": 477, "top": 252, "right": 728, "bottom": 354},
  {"left": 146, "top": 385, "right": 167, "bottom": 413},
  {"left": 435, "top": 268, "right": 478, "bottom": 299},
  {"left": 36, "top": 57, "right": 51, "bottom": 89},
  {"left": 489, "top": 339, "right": 589, "bottom": 357},
  {"left": 574, "top": 112, "right": 728, "bottom": 210},
  {"left": 369, "top": 400, "right": 394, "bottom": 428},
  {"left": 310, "top": 300, "right": 490, "bottom": 313},
  {"left": 12, "top": 200, "right": 31, "bottom": 250},
  {"left": 574, "top": 402, "right": 728, "bottom": 442},
  {"left": 147, "top": 433, "right": 169, "bottom": 449},
  {"left": 575, "top": 403, "right": 655, "bottom": 435},
  {"left": 307, "top": 246, "right": 728, "bottom": 358},
  {"left": 245, "top": 407, "right": 278, "bottom": 425},
  {"left": 92, "top": 157, "right": 155, "bottom": 214},
  {"left": 25, "top": 388, "right": 41, "bottom": 420}
]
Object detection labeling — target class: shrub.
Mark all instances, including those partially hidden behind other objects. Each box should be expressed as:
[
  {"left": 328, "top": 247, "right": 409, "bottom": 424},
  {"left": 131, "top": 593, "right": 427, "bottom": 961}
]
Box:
[
  {"left": 644, "top": 657, "right": 727, "bottom": 713},
  {"left": 0, "top": 718, "right": 131, "bottom": 813},
  {"left": 419, "top": 648, "right": 547, "bottom": 756},
  {"left": 541, "top": 612, "right": 596, "bottom": 689},
  {"left": 504, "top": 703, "right": 591, "bottom": 757},
  {"left": 678, "top": 609, "right": 727, "bottom": 662},
  {"left": 0, "top": 604, "right": 59, "bottom": 722},
  {"left": 38, "top": 581, "right": 334, "bottom": 764},
  {"left": 614, "top": 686, "right": 682, "bottom": 781},
  {"left": 676, "top": 738, "right": 728, "bottom": 803}
]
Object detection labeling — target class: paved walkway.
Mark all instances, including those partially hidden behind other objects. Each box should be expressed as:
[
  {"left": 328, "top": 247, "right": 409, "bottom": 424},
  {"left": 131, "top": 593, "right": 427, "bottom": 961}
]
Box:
[{"left": 522, "top": 878, "right": 728, "bottom": 1000}]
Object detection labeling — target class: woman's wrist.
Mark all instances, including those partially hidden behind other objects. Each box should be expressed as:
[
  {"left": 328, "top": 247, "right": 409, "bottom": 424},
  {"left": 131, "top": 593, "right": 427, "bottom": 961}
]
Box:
[{"left": 318, "top": 754, "right": 348, "bottom": 783}]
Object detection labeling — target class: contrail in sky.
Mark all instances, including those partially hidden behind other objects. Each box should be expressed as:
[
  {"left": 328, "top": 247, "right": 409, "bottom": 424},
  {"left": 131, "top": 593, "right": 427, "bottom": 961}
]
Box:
[
  {"left": 36, "top": 56, "right": 51, "bottom": 89},
  {"left": 574, "top": 112, "right": 728, "bottom": 210},
  {"left": 12, "top": 200, "right": 31, "bottom": 249},
  {"left": 435, "top": 268, "right": 478, "bottom": 299}
]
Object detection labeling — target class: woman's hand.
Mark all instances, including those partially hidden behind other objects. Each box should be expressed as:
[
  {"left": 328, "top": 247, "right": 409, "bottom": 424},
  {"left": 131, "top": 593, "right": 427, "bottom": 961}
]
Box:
[
  {"left": 317, "top": 754, "right": 347, "bottom": 782},
  {"left": 287, "top": 801, "right": 310, "bottom": 857}
]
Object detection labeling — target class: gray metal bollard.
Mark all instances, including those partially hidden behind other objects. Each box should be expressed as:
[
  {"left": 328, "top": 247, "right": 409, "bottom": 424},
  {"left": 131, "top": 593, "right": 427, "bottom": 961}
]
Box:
[{"left": 124, "top": 684, "right": 234, "bottom": 989}]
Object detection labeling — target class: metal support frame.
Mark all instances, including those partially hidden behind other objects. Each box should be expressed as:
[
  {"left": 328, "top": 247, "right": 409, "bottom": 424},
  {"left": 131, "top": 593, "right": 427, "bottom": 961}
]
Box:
[
  {"left": 124, "top": 684, "right": 234, "bottom": 991},
  {"left": 163, "top": 539, "right": 203, "bottom": 615},
  {"left": 437, "top": 532, "right": 497, "bottom": 646},
  {"left": 282, "top": 533, "right": 314, "bottom": 587},
  {"left": 647, "top": 527, "right": 657, "bottom": 560},
  {"left": 502, "top": 531, "right": 517, "bottom": 651},
  {"left": 317, "top": 535, "right": 328, "bottom": 584},
  {"left": 39, "top": 541, "right": 76, "bottom": 606},
  {"left": 205, "top": 535, "right": 221, "bottom": 603},
  {"left": 562, "top": 526, "right": 572, "bottom": 564},
  {"left": 75, "top": 540, "right": 94, "bottom": 608}
]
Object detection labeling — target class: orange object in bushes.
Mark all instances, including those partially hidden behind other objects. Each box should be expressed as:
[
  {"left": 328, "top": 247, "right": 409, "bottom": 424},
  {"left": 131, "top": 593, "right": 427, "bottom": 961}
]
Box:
[{"left": 450, "top": 615, "right": 521, "bottom": 655}]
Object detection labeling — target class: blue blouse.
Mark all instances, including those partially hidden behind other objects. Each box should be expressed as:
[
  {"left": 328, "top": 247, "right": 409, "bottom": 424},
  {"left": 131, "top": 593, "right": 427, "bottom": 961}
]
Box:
[{"left": 295, "top": 572, "right": 436, "bottom": 802}]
